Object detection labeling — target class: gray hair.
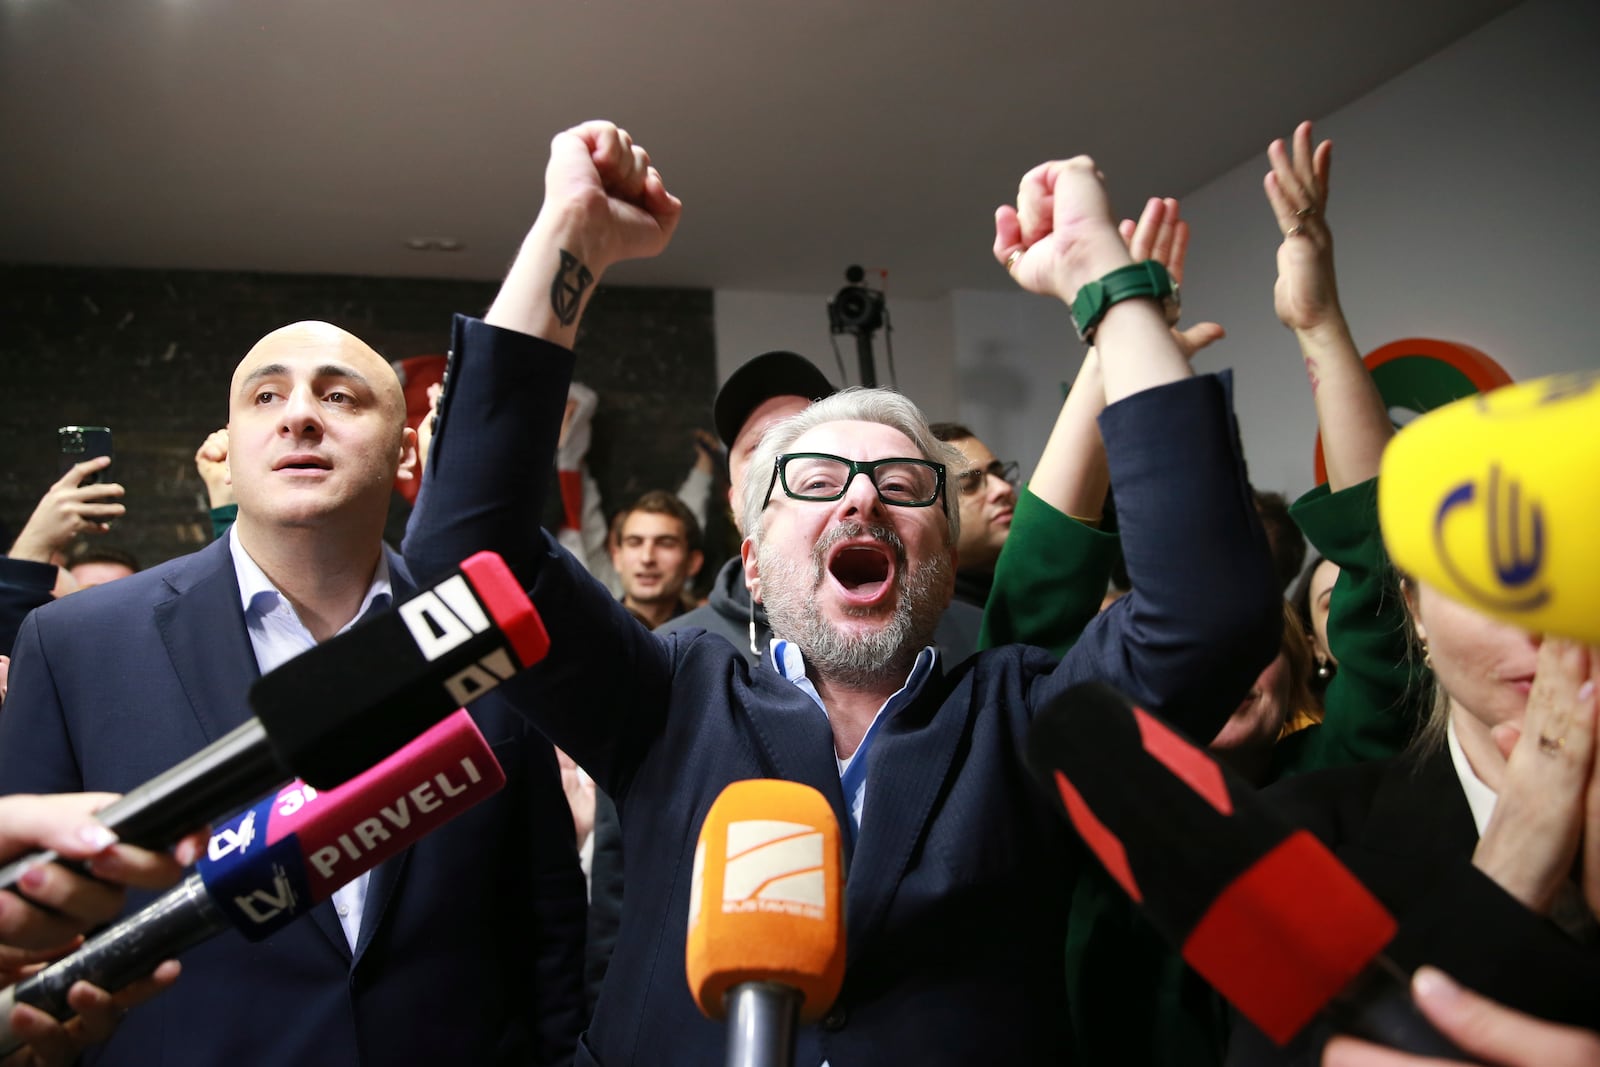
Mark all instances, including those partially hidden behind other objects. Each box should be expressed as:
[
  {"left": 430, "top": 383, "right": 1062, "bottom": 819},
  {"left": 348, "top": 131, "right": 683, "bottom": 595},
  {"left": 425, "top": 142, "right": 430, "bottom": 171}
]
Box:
[{"left": 740, "top": 387, "right": 964, "bottom": 546}]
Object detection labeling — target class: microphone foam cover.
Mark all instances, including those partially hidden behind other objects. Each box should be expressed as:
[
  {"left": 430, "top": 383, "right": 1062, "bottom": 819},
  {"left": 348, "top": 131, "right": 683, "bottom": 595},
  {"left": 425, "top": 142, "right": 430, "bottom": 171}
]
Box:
[
  {"left": 1380, "top": 372, "right": 1600, "bottom": 642},
  {"left": 685, "top": 779, "right": 845, "bottom": 1023}
]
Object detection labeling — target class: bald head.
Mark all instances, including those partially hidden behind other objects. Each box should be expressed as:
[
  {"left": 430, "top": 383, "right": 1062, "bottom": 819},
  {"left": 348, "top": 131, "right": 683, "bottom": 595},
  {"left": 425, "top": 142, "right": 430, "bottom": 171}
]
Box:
[
  {"left": 225, "top": 320, "right": 417, "bottom": 539},
  {"left": 230, "top": 321, "right": 406, "bottom": 429}
]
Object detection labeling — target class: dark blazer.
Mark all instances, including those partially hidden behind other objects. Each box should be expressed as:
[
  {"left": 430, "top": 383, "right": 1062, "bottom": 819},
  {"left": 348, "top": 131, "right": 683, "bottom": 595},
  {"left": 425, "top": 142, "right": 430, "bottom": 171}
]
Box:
[
  {"left": 585, "top": 789, "right": 624, "bottom": 1016},
  {"left": 405, "top": 317, "right": 1281, "bottom": 1067},
  {"left": 0, "top": 535, "right": 587, "bottom": 1067},
  {"left": 0, "top": 556, "right": 55, "bottom": 657},
  {"left": 1227, "top": 747, "right": 1600, "bottom": 1066}
]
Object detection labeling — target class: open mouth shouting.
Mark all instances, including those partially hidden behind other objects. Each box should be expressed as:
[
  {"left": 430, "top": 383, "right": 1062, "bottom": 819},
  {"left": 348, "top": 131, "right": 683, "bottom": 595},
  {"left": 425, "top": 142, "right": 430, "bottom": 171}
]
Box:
[{"left": 821, "top": 524, "right": 903, "bottom": 610}]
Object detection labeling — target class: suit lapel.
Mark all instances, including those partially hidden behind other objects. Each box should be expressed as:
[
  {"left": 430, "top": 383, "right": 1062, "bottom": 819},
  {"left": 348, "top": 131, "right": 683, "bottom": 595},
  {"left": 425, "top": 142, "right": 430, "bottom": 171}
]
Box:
[
  {"left": 153, "top": 538, "right": 260, "bottom": 741},
  {"left": 153, "top": 536, "right": 371, "bottom": 964},
  {"left": 739, "top": 665, "right": 855, "bottom": 864},
  {"left": 842, "top": 669, "right": 970, "bottom": 957}
]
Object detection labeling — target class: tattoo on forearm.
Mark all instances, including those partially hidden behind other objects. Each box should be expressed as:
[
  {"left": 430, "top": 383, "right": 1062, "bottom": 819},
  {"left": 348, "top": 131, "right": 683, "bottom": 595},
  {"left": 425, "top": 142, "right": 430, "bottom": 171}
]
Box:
[
  {"left": 551, "top": 250, "right": 593, "bottom": 326},
  {"left": 1304, "top": 355, "right": 1321, "bottom": 395}
]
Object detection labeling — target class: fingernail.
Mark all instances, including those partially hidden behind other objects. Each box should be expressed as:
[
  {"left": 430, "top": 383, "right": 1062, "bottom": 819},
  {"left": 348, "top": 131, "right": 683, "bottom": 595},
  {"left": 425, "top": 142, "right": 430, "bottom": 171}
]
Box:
[
  {"left": 80, "top": 823, "right": 118, "bottom": 851},
  {"left": 1580, "top": 681, "right": 1595, "bottom": 704},
  {"left": 174, "top": 838, "right": 199, "bottom": 866},
  {"left": 19, "top": 865, "right": 46, "bottom": 892},
  {"left": 1412, "top": 966, "right": 1460, "bottom": 1004}
]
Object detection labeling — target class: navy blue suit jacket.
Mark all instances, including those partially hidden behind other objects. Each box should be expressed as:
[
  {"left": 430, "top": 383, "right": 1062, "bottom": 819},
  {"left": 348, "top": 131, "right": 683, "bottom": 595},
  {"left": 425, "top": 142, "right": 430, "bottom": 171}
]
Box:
[
  {"left": 0, "top": 535, "right": 586, "bottom": 1066},
  {"left": 405, "top": 317, "right": 1281, "bottom": 1066}
]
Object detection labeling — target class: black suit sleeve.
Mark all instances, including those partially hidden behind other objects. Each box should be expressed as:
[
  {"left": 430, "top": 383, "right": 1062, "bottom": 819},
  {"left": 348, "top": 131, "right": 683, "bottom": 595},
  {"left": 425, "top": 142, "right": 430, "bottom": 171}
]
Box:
[{"left": 0, "top": 557, "right": 57, "bottom": 659}]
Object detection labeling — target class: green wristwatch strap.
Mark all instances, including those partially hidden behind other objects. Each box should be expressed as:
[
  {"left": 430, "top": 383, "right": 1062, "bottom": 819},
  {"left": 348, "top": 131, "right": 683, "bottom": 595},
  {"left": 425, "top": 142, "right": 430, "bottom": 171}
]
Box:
[{"left": 1068, "top": 260, "right": 1179, "bottom": 344}]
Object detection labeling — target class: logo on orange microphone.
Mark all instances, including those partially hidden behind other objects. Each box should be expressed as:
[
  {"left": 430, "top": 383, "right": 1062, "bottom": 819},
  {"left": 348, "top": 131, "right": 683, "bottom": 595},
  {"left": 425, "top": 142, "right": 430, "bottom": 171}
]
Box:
[
  {"left": 719, "top": 819, "right": 827, "bottom": 920},
  {"left": 1433, "top": 463, "right": 1551, "bottom": 612}
]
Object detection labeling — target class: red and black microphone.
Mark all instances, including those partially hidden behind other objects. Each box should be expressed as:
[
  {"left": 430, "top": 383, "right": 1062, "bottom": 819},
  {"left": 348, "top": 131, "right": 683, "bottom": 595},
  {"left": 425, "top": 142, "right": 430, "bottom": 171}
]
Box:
[
  {"left": 0, "top": 709, "right": 506, "bottom": 1055},
  {"left": 1025, "top": 681, "right": 1464, "bottom": 1058},
  {"left": 0, "top": 550, "right": 546, "bottom": 891}
]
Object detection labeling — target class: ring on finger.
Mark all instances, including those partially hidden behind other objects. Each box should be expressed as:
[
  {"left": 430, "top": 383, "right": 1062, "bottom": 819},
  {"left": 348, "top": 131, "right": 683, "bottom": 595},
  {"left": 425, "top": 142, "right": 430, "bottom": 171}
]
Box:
[
  {"left": 1285, "top": 224, "right": 1305, "bottom": 238},
  {"left": 1295, "top": 207, "right": 1316, "bottom": 218},
  {"left": 1538, "top": 733, "right": 1567, "bottom": 754},
  {"left": 1004, "top": 249, "right": 1023, "bottom": 272}
]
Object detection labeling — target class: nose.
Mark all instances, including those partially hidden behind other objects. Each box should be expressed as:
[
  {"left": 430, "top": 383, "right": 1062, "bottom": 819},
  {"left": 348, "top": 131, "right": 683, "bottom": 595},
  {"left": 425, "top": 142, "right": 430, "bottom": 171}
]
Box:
[
  {"left": 839, "top": 468, "right": 888, "bottom": 519},
  {"left": 279, "top": 385, "right": 324, "bottom": 438},
  {"left": 987, "top": 470, "right": 1017, "bottom": 505}
]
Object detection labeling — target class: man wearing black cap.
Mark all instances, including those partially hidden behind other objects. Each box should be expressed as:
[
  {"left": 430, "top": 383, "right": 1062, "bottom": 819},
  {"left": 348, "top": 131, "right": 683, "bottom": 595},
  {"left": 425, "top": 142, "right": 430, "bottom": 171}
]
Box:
[{"left": 659, "top": 352, "right": 983, "bottom": 663}]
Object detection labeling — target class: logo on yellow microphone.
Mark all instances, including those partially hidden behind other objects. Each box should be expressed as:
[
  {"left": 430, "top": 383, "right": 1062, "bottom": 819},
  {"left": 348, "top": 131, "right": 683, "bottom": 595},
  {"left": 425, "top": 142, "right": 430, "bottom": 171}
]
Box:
[{"left": 1433, "top": 464, "right": 1550, "bottom": 612}]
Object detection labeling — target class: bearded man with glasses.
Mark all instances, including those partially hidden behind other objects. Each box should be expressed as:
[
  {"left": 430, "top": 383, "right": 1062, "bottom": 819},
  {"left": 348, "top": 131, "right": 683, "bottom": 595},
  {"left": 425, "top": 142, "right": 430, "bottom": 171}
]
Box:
[{"left": 405, "top": 121, "right": 1280, "bottom": 1066}]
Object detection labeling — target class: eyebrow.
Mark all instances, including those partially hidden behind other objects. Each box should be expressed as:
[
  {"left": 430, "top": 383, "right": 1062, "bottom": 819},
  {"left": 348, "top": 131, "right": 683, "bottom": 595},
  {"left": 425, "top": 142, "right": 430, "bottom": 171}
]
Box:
[{"left": 239, "top": 362, "right": 375, "bottom": 394}]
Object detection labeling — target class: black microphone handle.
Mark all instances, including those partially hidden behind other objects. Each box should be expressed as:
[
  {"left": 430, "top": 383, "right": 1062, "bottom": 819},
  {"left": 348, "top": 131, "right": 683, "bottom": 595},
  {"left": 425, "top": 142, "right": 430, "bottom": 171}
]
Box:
[
  {"left": 0, "top": 875, "right": 230, "bottom": 1057},
  {"left": 723, "top": 982, "right": 800, "bottom": 1067},
  {"left": 0, "top": 719, "right": 283, "bottom": 892},
  {"left": 1327, "top": 954, "right": 1468, "bottom": 1059}
]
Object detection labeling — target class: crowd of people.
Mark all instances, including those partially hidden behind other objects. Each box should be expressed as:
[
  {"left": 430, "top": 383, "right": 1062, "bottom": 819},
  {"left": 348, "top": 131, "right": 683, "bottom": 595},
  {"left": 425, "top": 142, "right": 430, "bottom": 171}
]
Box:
[{"left": 0, "top": 117, "right": 1594, "bottom": 1067}]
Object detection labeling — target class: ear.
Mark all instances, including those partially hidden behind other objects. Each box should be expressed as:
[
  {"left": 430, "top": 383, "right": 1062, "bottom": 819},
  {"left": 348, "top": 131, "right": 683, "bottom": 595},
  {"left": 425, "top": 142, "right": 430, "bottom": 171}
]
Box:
[
  {"left": 687, "top": 549, "right": 705, "bottom": 580},
  {"left": 740, "top": 537, "right": 761, "bottom": 605},
  {"left": 395, "top": 426, "right": 420, "bottom": 482}
]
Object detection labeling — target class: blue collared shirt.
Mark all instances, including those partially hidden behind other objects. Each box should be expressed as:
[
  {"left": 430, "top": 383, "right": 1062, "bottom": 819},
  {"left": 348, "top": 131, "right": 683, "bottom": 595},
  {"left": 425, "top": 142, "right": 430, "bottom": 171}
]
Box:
[
  {"left": 229, "top": 526, "right": 393, "bottom": 951},
  {"left": 768, "top": 639, "right": 937, "bottom": 843}
]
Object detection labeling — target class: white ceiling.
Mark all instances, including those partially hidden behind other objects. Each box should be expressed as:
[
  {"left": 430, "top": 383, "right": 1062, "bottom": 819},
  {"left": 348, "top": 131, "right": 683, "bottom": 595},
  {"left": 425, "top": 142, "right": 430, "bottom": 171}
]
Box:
[{"left": 0, "top": 0, "right": 1518, "bottom": 297}]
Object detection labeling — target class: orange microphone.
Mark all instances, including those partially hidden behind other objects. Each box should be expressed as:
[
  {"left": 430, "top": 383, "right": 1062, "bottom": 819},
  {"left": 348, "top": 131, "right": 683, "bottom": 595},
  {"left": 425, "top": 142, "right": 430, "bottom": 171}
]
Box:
[{"left": 686, "top": 779, "right": 846, "bottom": 1067}]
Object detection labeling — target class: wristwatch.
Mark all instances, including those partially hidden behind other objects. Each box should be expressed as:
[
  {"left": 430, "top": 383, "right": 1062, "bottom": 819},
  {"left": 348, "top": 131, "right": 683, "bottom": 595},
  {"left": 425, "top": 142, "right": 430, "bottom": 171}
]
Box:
[{"left": 1068, "top": 260, "right": 1180, "bottom": 345}]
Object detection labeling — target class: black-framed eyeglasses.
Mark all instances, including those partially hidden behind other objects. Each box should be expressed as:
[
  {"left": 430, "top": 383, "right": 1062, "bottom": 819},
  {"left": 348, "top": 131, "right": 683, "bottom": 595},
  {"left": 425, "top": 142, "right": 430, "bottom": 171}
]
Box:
[
  {"left": 763, "top": 452, "right": 948, "bottom": 515},
  {"left": 956, "top": 460, "right": 1020, "bottom": 497}
]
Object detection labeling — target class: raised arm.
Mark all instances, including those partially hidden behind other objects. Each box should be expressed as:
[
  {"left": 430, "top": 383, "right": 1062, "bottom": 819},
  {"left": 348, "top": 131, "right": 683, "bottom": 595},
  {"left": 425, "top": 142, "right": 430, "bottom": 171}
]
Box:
[
  {"left": 1265, "top": 120, "right": 1391, "bottom": 490},
  {"left": 994, "top": 157, "right": 1279, "bottom": 736},
  {"left": 995, "top": 161, "right": 1192, "bottom": 404},
  {"left": 1269, "top": 121, "right": 1422, "bottom": 774},
  {"left": 8, "top": 460, "right": 124, "bottom": 568},
  {"left": 1015, "top": 195, "right": 1225, "bottom": 524},
  {"left": 484, "top": 122, "right": 681, "bottom": 347},
  {"left": 980, "top": 197, "right": 1223, "bottom": 654},
  {"left": 406, "top": 122, "right": 680, "bottom": 587}
]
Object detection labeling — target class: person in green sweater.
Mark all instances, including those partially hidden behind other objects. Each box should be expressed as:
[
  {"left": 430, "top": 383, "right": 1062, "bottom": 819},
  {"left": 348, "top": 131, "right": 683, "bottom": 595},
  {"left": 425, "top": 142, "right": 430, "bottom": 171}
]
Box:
[{"left": 983, "top": 119, "right": 1431, "bottom": 1065}]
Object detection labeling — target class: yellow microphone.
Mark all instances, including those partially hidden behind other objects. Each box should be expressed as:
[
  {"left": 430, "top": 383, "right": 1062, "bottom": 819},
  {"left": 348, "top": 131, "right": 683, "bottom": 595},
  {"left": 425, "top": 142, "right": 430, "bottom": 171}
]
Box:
[
  {"left": 686, "top": 779, "right": 846, "bottom": 1067},
  {"left": 1379, "top": 370, "right": 1600, "bottom": 641}
]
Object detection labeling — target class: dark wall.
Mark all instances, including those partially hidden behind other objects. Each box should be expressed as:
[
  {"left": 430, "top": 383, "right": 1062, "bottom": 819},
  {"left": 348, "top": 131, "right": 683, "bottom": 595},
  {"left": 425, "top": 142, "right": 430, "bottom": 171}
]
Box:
[{"left": 0, "top": 264, "right": 723, "bottom": 576}]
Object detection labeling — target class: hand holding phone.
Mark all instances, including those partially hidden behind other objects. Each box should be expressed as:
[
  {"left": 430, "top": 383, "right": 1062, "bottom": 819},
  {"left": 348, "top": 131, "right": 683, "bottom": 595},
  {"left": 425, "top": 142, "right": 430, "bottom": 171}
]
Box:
[
  {"left": 57, "top": 427, "right": 113, "bottom": 486},
  {"left": 9, "top": 432, "right": 125, "bottom": 564}
]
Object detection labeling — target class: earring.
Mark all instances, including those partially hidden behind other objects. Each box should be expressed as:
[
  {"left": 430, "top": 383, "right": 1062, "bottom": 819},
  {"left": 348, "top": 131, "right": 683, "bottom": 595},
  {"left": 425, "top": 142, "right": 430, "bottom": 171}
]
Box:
[
  {"left": 1421, "top": 640, "right": 1432, "bottom": 668},
  {"left": 1314, "top": 658, "right": 1334, "bottom": 681}
]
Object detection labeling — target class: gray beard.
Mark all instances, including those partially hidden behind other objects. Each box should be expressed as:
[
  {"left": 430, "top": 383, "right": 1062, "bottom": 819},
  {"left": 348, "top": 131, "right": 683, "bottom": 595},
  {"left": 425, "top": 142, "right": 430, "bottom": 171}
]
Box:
[{"left": 757, "top": 520, "right": 950, "bottom": 687}]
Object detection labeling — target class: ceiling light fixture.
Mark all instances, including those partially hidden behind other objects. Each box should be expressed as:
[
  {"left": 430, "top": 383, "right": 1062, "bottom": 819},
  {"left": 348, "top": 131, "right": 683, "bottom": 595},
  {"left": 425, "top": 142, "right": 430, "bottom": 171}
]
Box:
[{"left": 404, "top": 238, "right": 464, "bottom": 252}]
